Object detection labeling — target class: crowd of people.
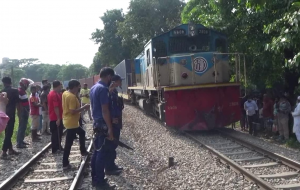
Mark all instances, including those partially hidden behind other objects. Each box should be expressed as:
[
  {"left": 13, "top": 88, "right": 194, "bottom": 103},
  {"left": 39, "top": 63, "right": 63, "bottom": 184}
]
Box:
[
  {"left": 241, "top": 91, "right": 300, "bottom": 143},
  {"left": 0, "top": 67, "right": 125, "bottom": 189}
]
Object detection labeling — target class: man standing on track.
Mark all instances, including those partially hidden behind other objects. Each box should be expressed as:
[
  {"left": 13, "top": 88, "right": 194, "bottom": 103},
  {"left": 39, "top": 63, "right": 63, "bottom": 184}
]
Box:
[
  {"left": 17, "top": 78, "right": 33, "bottom": 148},
  {"left": 62, "top": 79, "right": 89, "bottom": 170},
  {"left": 1, "top": 77, "right": 20, "bottom": 159},
  {"left": 48, "top": 80, "right": 64, "bottom": 154},
  {"left": 106, "top": 74, "right": 124, "bottom": 172},
  {"left": 90, "top": 67, "right": 120, "bottom": 189},
  {"left": 40, "top": 85, "right": 51, "bottom": 135},
  {"left": 80, "top": 83, "right": 92, "bottom": 121},
  {"left": 29, "top": 85, "right": 42, "bottom": 142}
]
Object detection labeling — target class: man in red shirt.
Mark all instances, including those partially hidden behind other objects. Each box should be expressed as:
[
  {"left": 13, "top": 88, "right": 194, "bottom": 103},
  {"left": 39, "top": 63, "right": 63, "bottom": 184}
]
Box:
[
  {"left": 29, "top": 85, "right": 42, "bottom": 142},
  {"left": 47, "top": 80, "right": 64, "bottom": 154},
  {"left": 263, "top": 94, "right": 274, "bottom": 137}
]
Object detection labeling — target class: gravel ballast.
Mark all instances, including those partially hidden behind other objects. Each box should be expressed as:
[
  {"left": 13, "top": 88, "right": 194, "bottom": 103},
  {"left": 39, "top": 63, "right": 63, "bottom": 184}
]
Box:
[
  {"left": 80, "top": 105, "right": 257, "bottom": 190},
  {"left": 223, "top": 128, "right": 300, "bottom": 162},
  {"left": 0, "top": 132, "right": 52, "bottom": 185}
]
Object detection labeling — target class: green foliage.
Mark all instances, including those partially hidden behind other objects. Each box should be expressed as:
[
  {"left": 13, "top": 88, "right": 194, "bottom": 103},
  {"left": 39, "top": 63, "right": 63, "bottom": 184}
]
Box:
[
  {"left": 57, "top": 64, "right": 88, "bottom": 81},
  {"left": 118, "top": 0, "right": 185, "bottom": 56},
  {"left": 0, "top": 115, "right": 31, "bottom": 148},
  {"left": 285, "top": 137, "right": 300, "bottom": 149},
  {"left": 90, "top": 0, "right": 185, "bottom": 74},
  {"left": 181, "top": 0, "right": 300, "bottom": 95},
  {"left": 1, "top": 58, "right": 89, "bottom": 85},
  {"left": 91, "top": 9, "right": 128, "bottom": 67},
  {"left": 89, "top": 52, "right": 102, "bottom": 76}
]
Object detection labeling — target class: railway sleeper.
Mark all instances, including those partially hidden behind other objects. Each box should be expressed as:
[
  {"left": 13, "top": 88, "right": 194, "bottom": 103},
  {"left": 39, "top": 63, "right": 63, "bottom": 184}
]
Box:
[
  {"left": 242, "top": 162, "right": 279, "bottom": 168},
  {"left": 24, "top": 176, "right": 74, "bottom": 183},
  {"left": 234, "top": 156, "right": 265, "bottom": 162},
  {"left": 214, "top": 145, "right": 242, "bottom": 150},
  {"left": 275, "top": 183, "right": 300, "bottom": 189},
  {"left": 258, "top": 172, "right": 298, "bottom": 179},
  {"left": 223, "top": 150, "right": 253, "bottom": 156}
]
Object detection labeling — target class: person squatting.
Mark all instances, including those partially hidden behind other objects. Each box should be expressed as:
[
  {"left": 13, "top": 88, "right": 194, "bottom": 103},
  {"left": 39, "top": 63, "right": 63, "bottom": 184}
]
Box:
[{"left": 90, "top": 67, "right": 124, "bottom": 189}]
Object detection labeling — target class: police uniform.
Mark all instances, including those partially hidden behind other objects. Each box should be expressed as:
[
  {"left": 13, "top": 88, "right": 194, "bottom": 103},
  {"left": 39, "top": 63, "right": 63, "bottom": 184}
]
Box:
[
  {"left": 106, "top": 85, "right": 124, "bottom": 170},
  {"left": 90, "top": 80, "right": 112, "bottom": 187}
]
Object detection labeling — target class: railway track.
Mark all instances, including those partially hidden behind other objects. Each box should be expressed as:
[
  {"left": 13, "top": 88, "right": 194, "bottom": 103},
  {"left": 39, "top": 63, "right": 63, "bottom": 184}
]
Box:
[
  {"left": 185, "top": 129, "right": 300, "bottom": 190},
  {"left": 0, "top": 127, "right": 93, "bottom": 190}
]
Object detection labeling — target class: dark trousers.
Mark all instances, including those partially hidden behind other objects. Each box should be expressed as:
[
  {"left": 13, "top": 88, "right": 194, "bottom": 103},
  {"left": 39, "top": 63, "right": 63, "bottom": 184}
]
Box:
[
  {"left": 79, "top": 115, "right": 84, "bottom": 127},
  {"left": 91, "top": 134, "right": 114, "bottom": 186},
  {"left": 50, "top": 120, "right": 64, "bottom": 153},
  {"left": 2, "top": 115, "right": 15, "bottom": 152},
  {"left": 247, "top": 115, "right": 256, "bottom": 135},
  {"left": 63, "top": 127, "right": 86, "bottom": 167},
  {"left": 17, "top": 107, "right": 29, "bottom": 146},
  {"left": 106, "top": 123, "right": 121, "bottom": 170}
]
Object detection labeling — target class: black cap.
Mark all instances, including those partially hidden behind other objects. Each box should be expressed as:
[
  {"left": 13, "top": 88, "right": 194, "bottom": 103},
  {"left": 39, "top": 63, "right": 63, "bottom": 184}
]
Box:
[{"left": 111, "top": 74, "right": 125, "bottom": 81}]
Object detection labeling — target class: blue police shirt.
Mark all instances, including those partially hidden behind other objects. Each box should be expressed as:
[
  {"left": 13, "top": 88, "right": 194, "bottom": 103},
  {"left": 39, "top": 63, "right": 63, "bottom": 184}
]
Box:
[
  {"left": 90, "top": 81, "right": 109, "bottom": 120},
  {"left": 110, "top": 89, "right": 122, "bottom": 118}
]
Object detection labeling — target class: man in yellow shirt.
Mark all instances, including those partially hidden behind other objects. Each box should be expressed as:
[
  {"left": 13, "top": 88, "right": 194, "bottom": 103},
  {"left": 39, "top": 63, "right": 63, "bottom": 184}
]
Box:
[
  {"left": 80, "top": 83, "right": 92, "bottom": 121},
  {"left": 62, "top": 79, "right": 90, "bottom": 170}
]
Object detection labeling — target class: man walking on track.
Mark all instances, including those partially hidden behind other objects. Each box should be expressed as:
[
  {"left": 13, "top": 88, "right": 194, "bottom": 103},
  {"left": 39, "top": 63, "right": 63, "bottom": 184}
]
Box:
[
  {"left": 107, "top": 74, "right": 125, "bottom": 172},
  {"left": 48, "top": 80, "right": 64, "bottom": 154},
  {"left": 80, "top": 83, "right": 92, "bottom": 121},
  {"left": 17, "top": 78, "right": 33, "bottom": 148},
  {"left": 90, "top": 67, "right": 119, "bottom": 189},
  {"left": 62, "top": 79, "right": 89, "bottom": 170},
  {"left": 1, "top": 77, "right": 20, "bottom": 159}
]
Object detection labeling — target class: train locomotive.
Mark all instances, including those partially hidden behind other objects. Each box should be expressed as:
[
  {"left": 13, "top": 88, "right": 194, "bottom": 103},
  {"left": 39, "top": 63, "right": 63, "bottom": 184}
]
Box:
[{"left": 114, "top": 23, "right": 244, "bottom": 131}]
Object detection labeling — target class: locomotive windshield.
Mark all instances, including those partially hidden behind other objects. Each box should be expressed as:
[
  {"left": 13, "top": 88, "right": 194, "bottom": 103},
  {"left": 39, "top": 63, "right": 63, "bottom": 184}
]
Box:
[{"left": 169, "top": 35, "right": 210, "bottom": 54}]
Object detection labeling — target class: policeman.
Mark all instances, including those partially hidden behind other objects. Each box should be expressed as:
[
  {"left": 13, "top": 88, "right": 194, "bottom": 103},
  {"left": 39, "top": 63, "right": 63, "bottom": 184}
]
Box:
[
  {"left": 106, "top": 74, "right": 125, "bottom": 171},
  {"left": 90, "top": 67, "right": 119, "bottom": 189}
]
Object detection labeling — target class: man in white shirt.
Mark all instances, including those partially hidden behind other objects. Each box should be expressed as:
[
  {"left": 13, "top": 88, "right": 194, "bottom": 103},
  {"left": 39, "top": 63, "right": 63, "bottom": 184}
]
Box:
[{"left": 244, "top": 95, "right": 258, "bottom": 135}]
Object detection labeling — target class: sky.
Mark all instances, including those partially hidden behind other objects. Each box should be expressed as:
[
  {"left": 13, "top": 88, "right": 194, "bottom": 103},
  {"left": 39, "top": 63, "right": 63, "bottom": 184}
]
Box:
[{"left": 0, "top": 0, "right": 131, "bottom": 68}]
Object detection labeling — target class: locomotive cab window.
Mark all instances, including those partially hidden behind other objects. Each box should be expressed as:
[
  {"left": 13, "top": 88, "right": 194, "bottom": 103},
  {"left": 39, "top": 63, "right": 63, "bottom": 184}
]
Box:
[
  {"left": 215, "top": 38, "right": 227, "bottom": 53},
  {"left": 146, "top": 49, "right": 150, "bottom": 66}
]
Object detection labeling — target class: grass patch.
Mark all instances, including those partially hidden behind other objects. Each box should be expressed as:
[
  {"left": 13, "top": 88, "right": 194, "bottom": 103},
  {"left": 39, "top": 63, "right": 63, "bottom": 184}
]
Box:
[
  {"left": 285, "top": 137, "right": 300, "bottom": 149},
  {"left": 0, "top": 115, "right": 32, "bottom": 148}
]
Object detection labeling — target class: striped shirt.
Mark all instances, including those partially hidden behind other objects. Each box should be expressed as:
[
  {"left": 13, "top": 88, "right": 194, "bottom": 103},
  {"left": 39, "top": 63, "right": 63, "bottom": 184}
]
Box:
[{"left": 18, "top": 88, "right": 29, "bottom": 107}]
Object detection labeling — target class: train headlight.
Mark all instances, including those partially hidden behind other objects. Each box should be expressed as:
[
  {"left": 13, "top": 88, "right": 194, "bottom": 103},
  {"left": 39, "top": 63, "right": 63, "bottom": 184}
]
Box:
[{"left": 182, "top": 72, "right": 188, "bottom": 79}]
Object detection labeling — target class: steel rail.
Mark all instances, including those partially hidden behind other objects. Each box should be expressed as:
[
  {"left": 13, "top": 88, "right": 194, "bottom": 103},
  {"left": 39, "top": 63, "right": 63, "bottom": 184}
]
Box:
[
  {"left": 69, "top": 139, "right": 93, "bottom": 190},
  {"left": 184, "top": 132, "right": 275, "bottom": 190},
  {"left": 217, "top": 129, "right": 300, "bottom": 171},
  {"left": 0, "top": 129, "right": 67, "bottom": 190}
]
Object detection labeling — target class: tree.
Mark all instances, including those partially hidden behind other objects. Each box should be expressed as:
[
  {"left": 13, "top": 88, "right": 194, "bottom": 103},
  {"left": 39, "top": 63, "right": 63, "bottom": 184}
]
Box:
[
  {"left": 118, "top": 0, "right": 186, "bottom": 56},
  {"left": 89, "top": 52, "right": 102, "bottom": 76},
  {"left": 91, "top": 9, "right": 127, "bottom": 67},
  {"left": 1, "top": 58, "right": 39, "bottom": 86},
  {"left": 181, "top": 0, "right": 292, "bottom": 93},
  {"left": 57, "top": 64, "right": 88, "bottom": 81}
]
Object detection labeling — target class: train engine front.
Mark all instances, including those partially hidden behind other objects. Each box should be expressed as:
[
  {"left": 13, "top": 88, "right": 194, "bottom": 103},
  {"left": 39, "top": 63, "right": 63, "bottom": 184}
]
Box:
[{"left": 119, "top": 23, "right": 242, "bottom": 131}]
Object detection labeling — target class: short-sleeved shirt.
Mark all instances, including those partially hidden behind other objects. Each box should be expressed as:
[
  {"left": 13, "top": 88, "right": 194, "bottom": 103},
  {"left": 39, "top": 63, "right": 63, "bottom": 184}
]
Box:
[
  {"left": 40, "top": 91, "right": 48, "bottom": 111},
  {"left": 110, "top": 89, "right": 123, "bottom": 118},
  {"left": 29, "top": 94, "right": 40, "bottom": 115},
  {"left": 48, "top": 90, "right": 63, "bottom": 121},
  {"left": 80, "top": 88, "right": 90, "bottom": 104},
  {"left": 18, "top": 88, "right": 29, "bottom": 108},
  {"left": 1, "top": 86, "right": 19, "bottom": 117},
  {"left": 90, "top": 81, "right": 109, "bottom": 121},
  {"left": 263, "top": 99, "right": 274, "bottom": 118},
  {"left": 62, "top": 91, "right": 80, "bottom": 129}
]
